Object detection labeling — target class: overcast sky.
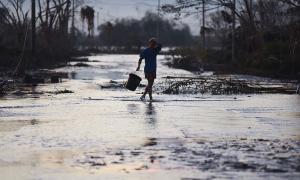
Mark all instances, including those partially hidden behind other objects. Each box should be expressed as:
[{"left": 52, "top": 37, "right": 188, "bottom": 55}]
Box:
[
  {"left": 10, "top": 0, "right": 201, "bottom": 35},
  {"left": 85, "top": 0, "right": 201, "bottom": 35}
]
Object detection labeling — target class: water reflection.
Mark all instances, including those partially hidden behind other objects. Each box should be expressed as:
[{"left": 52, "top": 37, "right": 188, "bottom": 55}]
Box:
[
  {"left": 69, "top": 71, "right": 77, "bottom": 79},
  {"left": 127, "top": 103, "right": 140, "bottom": 114},
  {"left": 145, "top": 102, "right": 157, "bottom": 129}
]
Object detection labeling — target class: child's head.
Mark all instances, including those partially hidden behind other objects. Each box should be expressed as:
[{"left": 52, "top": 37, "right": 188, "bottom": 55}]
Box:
[{"left": 148, "top": 38, "right": 157, "bottom": 48}]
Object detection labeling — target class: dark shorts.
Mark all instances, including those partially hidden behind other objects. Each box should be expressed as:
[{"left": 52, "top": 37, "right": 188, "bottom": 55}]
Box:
[{"left": 145, "top": 72, "right": 156, "bottom": 79}]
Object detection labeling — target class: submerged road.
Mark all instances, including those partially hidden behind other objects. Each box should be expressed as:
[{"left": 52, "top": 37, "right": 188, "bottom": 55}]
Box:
[{"left": 0, "top": 55, "right": 300, "bottom": 179}]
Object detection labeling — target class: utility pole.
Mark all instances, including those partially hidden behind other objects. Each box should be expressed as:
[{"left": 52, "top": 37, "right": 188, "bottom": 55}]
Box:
[
  {"left": 202, "top": 0, "right": 206, "bottom": 49},
  {"left": 97, "top": 12, "right": 99, "bottom": 33},
  {"left": 232, "top": 0, "right": 236, "bottom": 63},
  {"left": 157, "top": 0, "right": 160, "bottom": 39},
  {"left": 31, "top": 0, "right": 36, "bottom": 58},
  {"left": 97, "top": 11, "right": 100, "bottom": 50},
  {"left": 71, "top": 0, "right": 75, "bottom": 40}
]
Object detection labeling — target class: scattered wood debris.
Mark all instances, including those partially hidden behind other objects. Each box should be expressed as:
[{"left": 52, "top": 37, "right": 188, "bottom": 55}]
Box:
[{"left": 161, "top": 76, "right": 297, "bottom": 95}]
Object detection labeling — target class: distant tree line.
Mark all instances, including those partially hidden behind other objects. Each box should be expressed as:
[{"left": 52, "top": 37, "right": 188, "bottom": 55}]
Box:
[{"left": 97, "top": 12, "right": 194, "bottom": 51}]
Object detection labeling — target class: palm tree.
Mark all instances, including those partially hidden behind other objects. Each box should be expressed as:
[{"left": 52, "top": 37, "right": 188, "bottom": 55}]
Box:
[{"left": 80, "top": 6, "right": 95, "bottom": 37}]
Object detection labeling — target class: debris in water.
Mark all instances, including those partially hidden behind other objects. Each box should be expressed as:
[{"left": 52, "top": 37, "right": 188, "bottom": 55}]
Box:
[
  {"left": 135, "top": 165, "right": 149, "bottom": 170},
  {"left": 73, "top": 62, "right": 90, "bottom": 67},
  {"left": 131, "top": 151, "right": 142, "bottom": 156},
  {"left": 70, "top": 57, "right": 89, "bottom": 62},
  {"left": 51, "top": 76, "right": 60, "bottom": 83},
  {"left": 47, "top": 89, "right": 74, "bottom": 94},
  {"left": 99, "top": 80, "right": 124, "bottom": 89},
  {"left": 144, "top": 138, "right": 157, "bottom": 147},
  {"left": 161, "top": 76, "right": 297, "bottom": 95}
]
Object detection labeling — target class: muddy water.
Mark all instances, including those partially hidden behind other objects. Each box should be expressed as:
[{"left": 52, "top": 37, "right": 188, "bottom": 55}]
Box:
[{"left": 0, "top": 55, "right": 299, "bottom": 180}]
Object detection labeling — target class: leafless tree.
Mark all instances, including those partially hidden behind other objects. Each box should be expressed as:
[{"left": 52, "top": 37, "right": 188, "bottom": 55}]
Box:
[{"left": 0, "top": 0, "right": 29, "bottom": 44}]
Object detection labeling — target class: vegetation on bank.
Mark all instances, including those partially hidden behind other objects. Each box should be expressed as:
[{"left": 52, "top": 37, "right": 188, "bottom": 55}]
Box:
[
  {"left": 0, "top": 0, "right": 88, "bottom": 73},
  {"left": 161, "top": 76, "right": 297, "bottom": 95},
  {"left": 163, "top": 0, "right": 300, "bottom": 79}
]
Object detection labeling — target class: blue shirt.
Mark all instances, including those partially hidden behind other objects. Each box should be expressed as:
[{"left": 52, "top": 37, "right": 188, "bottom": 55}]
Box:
[{"left": 140, "top": 44, "right": 162, "bottom": 73}]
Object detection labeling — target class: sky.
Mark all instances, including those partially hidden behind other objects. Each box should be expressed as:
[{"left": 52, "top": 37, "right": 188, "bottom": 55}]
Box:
[
  {"left": 85, "top": 0, "right": 201, "bottom": 35},
  {"left": 7, "top": 0, "right": 202, "bottom": 35}
]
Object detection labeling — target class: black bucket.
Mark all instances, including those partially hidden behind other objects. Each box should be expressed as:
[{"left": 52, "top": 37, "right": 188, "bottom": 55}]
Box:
[{"left": 125, "top": 73, "right": 142, "bottom": 91}]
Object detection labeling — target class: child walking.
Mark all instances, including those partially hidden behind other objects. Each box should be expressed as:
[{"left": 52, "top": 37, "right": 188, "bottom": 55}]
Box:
[{"left": 136, "top": 38, "right": 162, "bottom": 101}]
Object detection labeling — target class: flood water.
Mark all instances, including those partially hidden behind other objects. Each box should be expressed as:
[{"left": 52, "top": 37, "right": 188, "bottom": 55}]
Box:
[{"left": 0, "top": 54, "right": 299, "bottom": 179}]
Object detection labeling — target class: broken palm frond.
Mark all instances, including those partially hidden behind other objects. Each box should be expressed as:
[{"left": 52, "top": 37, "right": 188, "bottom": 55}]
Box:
[
  {"left": 161, "top": 76, "right": 297, "bottom": 95},
  {"left": 21, "top": 70, "right": 69, "bottom": 84},
  {"left": 73, "top": 63, "right": 90, "bottom": 67},
  {"left": 69, "top": 57, "right": 89, "bottom": 62},
  {"left": 98, "top": 80, "right": 146, "bottom": 89},
  {"left": 46, "top": 89, "right": 74, "bottom": 95}
]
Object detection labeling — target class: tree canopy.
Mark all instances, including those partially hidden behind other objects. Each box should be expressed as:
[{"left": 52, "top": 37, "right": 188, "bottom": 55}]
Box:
[{"left": 98, "top": 12, "right": 194, "bottom": 48}]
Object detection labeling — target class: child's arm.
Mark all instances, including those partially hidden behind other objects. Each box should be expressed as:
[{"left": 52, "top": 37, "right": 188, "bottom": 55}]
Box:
[
  {"left": 137, "top": 49, "right": 145, "bottom": 71},
  {"left": 136, "top": 57, "right": 143, "bottom": 71},
  {"left": 155, "top": 43, "right": 162, "bottom": 54}
]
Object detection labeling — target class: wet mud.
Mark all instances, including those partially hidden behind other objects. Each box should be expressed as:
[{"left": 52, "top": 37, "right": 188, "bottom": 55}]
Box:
[
  {"left": 71, "top": 138, "right": 300, "bottom": 173},
  {"left": 0, "top": 54, "right": 299, "bottom": 179}
]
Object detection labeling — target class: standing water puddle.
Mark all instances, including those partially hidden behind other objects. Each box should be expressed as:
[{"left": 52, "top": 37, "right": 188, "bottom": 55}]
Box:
[{"left": 0, "top": 54, "right": 299, "bottom": 179}]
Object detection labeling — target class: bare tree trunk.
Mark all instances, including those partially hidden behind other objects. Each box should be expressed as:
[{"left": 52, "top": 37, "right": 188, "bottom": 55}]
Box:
[
  {"left": 232, "top": 0, "right": 236, "bottom": 63},
  {"left": 156, "top": 0, "right": 160, "bottom": 39},
  {"left": 244, "top": 0, "right": 255, "bottom": 31},
  {"left": 202, "top": 0, "right": 206, "bottom": 49},
  {"left": 31, "top": 0, "right": 36, "bottom": 58},
  {"left": 71, "top": 0, "right": 75, "bottom": 41}
]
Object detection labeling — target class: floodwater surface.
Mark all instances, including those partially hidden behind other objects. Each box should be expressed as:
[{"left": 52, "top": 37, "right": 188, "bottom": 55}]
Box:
[{"left": 0, "top": 55, "right": 300, "bottom": 180}]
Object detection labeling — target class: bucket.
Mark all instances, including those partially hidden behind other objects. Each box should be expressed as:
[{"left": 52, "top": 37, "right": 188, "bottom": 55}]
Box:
[{"left": 125, "top": 73, "right": 142, "bottom": 91}]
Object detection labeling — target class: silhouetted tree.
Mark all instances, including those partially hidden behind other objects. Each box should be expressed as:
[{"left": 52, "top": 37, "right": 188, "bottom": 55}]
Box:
[
  {"left": 161, "top": 0, "right": 300, "bottom": 77},
  {"left": 0, "top": 0, "right": 85, "bottom": 69},
  {"left": 98, "top": 12, "right": 194, "bottom": 49},
  {"left": 80, "top": 6, "right": 94, "bottom": 37}
]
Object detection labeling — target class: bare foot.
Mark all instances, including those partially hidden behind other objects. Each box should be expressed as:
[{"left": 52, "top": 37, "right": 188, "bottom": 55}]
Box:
[{"left": 140, "top": 95, "right": 146, "bottom": 101}]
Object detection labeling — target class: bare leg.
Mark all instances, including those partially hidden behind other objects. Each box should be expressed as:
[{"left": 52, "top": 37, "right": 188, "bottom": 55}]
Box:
[
  {"left": 148, "top": 78, "right": 154, "bottom": 100},
  {"left": 141, "top": 78, "right": 154, "bottom": 100}
]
